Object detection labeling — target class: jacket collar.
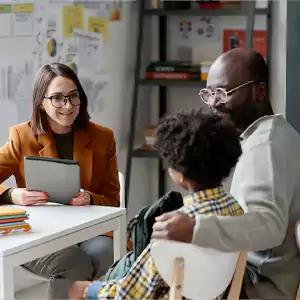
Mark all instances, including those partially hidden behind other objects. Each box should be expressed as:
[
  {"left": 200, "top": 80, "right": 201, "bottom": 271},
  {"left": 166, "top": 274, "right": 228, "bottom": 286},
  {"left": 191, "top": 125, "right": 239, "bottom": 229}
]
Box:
[{"left": 37, "top": 129, "right": 93, "bottom": 189}]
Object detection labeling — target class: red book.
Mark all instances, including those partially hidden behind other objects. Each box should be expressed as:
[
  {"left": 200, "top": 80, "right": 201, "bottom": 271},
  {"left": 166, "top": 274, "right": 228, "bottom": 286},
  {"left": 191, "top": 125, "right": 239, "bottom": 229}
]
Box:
[{"left": 145, "top": 72, "right": 200, "bottom": 80}]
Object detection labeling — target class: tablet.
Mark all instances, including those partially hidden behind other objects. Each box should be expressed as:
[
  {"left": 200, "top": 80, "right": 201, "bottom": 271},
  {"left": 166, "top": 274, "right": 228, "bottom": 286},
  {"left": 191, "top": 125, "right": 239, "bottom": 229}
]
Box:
[{"left": 24, "top": 156, "right": 80, "bottom": 205}]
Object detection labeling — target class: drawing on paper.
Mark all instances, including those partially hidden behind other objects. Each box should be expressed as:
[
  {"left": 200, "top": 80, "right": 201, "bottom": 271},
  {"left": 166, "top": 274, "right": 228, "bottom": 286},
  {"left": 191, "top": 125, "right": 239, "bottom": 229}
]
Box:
[
  {"left": 179, "top": 19, "right": 192, "bottom": 39},
  {"left": 79, "top": 74, "right": 109, "bottom": 113}
]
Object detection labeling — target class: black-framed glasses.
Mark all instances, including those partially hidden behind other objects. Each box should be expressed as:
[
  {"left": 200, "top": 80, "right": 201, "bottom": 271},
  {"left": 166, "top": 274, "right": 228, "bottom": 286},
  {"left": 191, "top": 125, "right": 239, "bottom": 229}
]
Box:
[
  {"left": 44, "top": 91, "right": 81, "bottom": 108},
  {"left": 198, "top": 80, "right": 255, "bottom": 105}
]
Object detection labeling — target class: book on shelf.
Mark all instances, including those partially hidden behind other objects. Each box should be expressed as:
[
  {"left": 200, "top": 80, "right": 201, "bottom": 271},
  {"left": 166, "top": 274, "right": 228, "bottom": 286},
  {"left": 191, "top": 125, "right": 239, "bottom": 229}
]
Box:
[
  {"left": 145, "top": 61, "right": 201, "bottom": 80},
  {"left": 145, "top": 72, "right": 201, "bottom": 80}
]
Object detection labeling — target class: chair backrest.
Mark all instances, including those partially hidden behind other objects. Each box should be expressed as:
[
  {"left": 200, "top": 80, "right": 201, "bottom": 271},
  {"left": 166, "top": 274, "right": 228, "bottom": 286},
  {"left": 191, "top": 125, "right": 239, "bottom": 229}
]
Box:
[
  {"left": 295, "top": 221, "right": 300, "bottom": 251},
  {"left": 118, "top": 172, "right": 125, "bottom": 208},
  {"left": 151, "top": 240, "right": 241, "bottom": 300},
  {"left": 295, "top": 221, "right": 300, "bottom": 300}
]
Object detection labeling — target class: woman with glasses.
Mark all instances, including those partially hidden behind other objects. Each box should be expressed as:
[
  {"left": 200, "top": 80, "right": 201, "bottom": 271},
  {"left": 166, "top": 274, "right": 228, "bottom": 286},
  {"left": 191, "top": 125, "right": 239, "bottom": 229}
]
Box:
[{"left": 0, "top": 63, "right": 120, "bottom": 299}]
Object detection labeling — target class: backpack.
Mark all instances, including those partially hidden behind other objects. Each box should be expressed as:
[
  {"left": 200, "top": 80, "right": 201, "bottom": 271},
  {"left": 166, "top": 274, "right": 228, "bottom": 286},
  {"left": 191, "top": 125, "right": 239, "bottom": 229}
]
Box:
[{"left": 102, "top": 190, "right": 184, "bottom": 281}]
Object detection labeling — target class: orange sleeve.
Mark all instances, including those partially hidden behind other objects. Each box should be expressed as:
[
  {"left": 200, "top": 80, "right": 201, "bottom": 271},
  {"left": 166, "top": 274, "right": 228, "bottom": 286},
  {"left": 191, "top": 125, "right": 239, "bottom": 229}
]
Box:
[
  {"left": 89, "top": 132, "right": 120, "bottom": 207},
  {"left": 0, "top": 127, "right": 21, "bottom": 196}
]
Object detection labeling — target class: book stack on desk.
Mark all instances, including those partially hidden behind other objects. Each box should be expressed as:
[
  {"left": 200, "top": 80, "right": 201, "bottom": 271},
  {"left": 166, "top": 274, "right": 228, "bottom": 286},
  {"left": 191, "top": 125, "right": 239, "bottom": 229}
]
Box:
[{"left": 0, "top": 207, "right": 31, "bottom": 236}]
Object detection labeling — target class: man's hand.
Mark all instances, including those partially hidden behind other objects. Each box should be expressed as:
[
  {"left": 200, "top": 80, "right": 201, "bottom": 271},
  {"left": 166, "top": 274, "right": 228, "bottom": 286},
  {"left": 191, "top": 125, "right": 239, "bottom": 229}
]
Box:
[
  {"left": 152, "top": 211, "right": 196, "bottom": 243},
  {"left": 68, "top": 281, "right": 91, "bottom": 299}
]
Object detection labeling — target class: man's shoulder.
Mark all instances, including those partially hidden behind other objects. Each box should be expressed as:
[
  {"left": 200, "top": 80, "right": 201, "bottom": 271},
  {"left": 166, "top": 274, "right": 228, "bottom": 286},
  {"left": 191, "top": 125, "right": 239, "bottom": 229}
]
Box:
[{"left": 241, "top": 115, "right": 298, "bottom": 148}]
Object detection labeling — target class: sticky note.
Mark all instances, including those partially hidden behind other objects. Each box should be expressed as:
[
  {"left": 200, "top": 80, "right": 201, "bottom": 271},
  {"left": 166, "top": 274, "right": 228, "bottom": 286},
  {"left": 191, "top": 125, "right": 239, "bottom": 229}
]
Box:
[
  {"left": 88, "top": 17, "right": 108, "bottom": 41},
  {"left": 63, "top": 5, "right": 84, "bottom": 38},
  {"left": 13, "top": 3, "right": 34, "bottom": 13},
  {"left": 0, "top": 5, "right": 11, "bottom": 13}
]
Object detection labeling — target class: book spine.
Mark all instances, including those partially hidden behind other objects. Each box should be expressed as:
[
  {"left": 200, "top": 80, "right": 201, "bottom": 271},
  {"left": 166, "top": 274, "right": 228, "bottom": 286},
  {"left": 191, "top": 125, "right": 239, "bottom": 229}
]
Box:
[
  {"left": 147, "top": 65, "right": 201, "bottom": 73},
  {"left": 145, "top": 72, "right": 201, "bottom": 80}
]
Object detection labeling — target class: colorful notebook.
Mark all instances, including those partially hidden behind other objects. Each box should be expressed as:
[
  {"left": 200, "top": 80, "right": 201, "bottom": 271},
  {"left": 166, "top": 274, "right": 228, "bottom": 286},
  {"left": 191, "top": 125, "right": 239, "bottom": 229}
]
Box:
[{"left": 0, "top": 207, "right": 31, "bottom": 236}]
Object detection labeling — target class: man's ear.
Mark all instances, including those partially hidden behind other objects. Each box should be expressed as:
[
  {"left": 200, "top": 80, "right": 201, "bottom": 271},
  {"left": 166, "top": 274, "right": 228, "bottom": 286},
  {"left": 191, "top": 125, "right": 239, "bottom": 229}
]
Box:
[{"left": 256, "top": 82, "right": 267, "bottom": 101}]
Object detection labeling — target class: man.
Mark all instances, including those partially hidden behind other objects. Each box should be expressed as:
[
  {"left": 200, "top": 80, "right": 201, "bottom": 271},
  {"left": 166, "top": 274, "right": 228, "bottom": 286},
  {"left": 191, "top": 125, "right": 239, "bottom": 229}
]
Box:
[{"left": 152, "top": 48, "right": 300, "bottom": 299}]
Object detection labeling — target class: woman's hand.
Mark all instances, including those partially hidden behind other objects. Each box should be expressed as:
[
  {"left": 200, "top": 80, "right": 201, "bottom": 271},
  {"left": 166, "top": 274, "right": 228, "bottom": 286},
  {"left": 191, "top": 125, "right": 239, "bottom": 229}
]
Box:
[
  {"left": 69, "top": 189, "right": 91, "bottom": 206},
  {"left": 10, "top": 188, "right": 48, "bottom": 206}
]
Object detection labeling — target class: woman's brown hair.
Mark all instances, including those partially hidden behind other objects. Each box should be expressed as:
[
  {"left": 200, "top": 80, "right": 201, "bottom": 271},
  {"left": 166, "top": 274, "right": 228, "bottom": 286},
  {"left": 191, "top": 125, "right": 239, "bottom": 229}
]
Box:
[{"left": 31, "top": 63, "right": 90, "bottom": 135}]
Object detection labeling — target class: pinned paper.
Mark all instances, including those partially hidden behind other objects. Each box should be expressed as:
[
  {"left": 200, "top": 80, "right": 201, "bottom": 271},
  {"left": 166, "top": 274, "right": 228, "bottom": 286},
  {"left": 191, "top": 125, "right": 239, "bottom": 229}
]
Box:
[
  {"left": 13, "top": 4, "right": 34, "bottom": 13},
  {"left": 63, "top": 5, "right": 84, "bottom": 38},
  {"left": 0, "top": 5, "right": 11, "bottom": 13},
  {"left": 88, "top": 17, "right": 108, "bottom": 41}
]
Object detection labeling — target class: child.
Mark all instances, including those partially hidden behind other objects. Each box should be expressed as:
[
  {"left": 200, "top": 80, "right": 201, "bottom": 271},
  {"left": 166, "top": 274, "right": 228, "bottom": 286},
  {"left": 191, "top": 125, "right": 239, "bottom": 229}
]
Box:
[{"left": 68, "top": 109, "right": 244, "bottom": 300}]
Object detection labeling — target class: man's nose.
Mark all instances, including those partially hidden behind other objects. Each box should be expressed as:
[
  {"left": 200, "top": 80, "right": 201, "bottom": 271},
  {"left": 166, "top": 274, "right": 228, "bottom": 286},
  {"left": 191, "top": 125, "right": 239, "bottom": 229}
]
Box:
[{"left": 209, "top": 95, "right": 223, "bottom": 109}]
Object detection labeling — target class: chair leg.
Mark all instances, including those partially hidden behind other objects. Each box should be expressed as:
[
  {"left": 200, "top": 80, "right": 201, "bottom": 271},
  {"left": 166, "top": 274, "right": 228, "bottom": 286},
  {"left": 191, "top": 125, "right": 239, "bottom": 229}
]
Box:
[
  {"left": 169, "top": 257, "right": 184, "bottom": 300},
  {"left": 296, "top": 285, "right": 300, "bottom": 300},
  {"left": 227, "top": 252, "right": 248, "bottom": 300}
]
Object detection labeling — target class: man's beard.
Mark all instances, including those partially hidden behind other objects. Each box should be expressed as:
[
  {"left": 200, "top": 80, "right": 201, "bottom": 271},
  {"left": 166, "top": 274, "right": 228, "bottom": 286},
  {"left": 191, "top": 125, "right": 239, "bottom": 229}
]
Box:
[{"left": 212, "top": 102, "right": 260, "bottom": 133}]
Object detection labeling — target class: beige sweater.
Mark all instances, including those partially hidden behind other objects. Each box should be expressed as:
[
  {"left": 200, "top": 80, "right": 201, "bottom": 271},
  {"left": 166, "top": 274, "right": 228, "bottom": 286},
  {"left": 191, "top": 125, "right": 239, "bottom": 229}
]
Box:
[{"left": 192, "top": 115, "right": 300, "bottom": 299}]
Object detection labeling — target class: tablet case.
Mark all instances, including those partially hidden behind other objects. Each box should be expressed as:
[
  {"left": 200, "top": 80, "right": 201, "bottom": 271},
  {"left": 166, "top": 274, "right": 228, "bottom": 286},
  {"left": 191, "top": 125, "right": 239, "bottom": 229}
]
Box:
[{"left": 24, "top": 156, "right": 80, "bottom": 205}]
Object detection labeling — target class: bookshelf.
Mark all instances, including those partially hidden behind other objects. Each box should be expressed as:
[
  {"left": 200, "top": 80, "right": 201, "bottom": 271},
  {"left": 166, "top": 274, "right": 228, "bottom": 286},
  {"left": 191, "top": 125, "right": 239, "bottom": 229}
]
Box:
[{"left": 124, "top": 0, "right": 272, "bottom": 207}]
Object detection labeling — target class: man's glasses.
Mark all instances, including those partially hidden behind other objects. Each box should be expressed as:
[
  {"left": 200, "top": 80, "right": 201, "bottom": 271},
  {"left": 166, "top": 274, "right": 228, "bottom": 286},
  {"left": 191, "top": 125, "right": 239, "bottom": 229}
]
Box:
[
  {"left": 44, "top": 91, "right": 81, "bottom": 108},
  {"left": 198, "top": 80, "right": 254, "bottom": 105}
]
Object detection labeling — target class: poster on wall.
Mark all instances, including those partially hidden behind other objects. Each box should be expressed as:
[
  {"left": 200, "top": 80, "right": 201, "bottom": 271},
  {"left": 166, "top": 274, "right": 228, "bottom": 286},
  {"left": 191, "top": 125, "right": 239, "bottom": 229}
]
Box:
[
  {"left": 177, "top": 16, "right": 220, "bottom": 41},
  {"left": 223, "top": 29, "right": 267, "bottom": 58}
]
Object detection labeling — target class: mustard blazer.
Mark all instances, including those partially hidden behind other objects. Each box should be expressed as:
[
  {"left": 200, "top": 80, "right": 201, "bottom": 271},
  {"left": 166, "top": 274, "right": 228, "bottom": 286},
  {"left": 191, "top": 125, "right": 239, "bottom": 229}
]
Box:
[{"left": 0, "top": 121, "right": 120, "bottom": 207}]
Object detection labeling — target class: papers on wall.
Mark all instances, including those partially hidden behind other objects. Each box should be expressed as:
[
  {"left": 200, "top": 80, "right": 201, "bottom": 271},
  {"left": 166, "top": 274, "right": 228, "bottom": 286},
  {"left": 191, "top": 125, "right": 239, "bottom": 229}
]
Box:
[
  {"left": 0, "top": 13, "right": 11, "bottom": 37},
  {"left": 96, "top": 1, "right": 121, "bottom": 21},
  {"left": 73, "top": 29, "right": 108, "bottom": 112},
  {"left": 73, "top": 28, "right": 103, "bottom": 73},
  {"left": 79, "top": 73, "right": 109, "bottom": 112},
  {"left": 13, "top": 13, "right": 34, "bottom": 36},
  {"left": 0, "top": 3, "right": 34, "bottom": 38},
  {"left": 63, "top": 4, "right": 84, "bottom": 38},
  {"left": 13, "top": 3, "right": 34, "bottom": 13},
  {"left": 0, "top": 58, "right": 33, "bottom": 106},
  {"left": 177, "top": 16, "right": 220, "bottom": 42},
  {"left": 88, "top": 17, "right": 108, "bottom": 41}
]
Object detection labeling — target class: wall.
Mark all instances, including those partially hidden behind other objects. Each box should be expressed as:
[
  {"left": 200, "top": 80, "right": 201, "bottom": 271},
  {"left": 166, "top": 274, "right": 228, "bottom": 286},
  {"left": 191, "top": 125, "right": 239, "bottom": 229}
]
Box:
[
  {"left": 285, "top": 0, "right": 300, "bottom": 132},
  {"left": 270, "top": 0, "right": 287, "bottom": 115}
]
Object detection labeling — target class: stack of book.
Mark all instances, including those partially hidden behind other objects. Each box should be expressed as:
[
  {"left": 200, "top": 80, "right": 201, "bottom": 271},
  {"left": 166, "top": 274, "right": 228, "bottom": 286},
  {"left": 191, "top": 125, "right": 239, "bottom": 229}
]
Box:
[
  {"left": 0, "top": 207, "right": 31, "bottom": 236},
  {"left": 145, "top": 61, "right": 201, "bottom": 81}
]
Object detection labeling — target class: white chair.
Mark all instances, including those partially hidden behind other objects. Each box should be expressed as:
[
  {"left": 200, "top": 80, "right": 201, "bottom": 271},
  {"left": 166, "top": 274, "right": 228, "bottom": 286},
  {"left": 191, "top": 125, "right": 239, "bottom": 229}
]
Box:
[
  {"left": 14, "top": 172, "right": 125, "bottom": 299},
  {"left": 295, "top": 221, "right": 300, "bottom": 300},
  {"left": 151, "top": 240, "right": 248, "bottom": 300}
]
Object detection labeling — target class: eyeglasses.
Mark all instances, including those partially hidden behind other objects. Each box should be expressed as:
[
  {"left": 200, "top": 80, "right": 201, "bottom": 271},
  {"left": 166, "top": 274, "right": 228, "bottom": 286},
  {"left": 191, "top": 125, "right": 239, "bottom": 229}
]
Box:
[
  {"left": 198, "top": 80, "right": 254, "bottom": 105},
  {"left": 44, "top": 91, "right": 81, "bottom": 108}
]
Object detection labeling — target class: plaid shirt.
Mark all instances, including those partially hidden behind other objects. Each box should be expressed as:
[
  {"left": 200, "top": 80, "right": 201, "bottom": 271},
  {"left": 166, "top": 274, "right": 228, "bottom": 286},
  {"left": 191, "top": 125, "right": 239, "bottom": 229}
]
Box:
[{"left": 85, "top": 186, "right": 244, "bottom": 299}]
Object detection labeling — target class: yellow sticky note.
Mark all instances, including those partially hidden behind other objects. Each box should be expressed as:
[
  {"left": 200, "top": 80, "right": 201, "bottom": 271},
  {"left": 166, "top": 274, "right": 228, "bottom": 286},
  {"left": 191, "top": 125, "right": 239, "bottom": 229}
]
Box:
[
  {"left": 13, "top": 3, "right": 34, "bottom": 13},
  {"left": 88, "top": 17, "right": 108, "bottom": 41},
  {"left": 63, "top": 5, "right": 84, "bottom": 38}
]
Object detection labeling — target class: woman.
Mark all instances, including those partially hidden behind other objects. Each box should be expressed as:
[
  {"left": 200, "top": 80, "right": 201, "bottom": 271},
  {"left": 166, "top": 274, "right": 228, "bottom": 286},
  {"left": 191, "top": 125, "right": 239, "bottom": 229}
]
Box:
[{"left": 0, "top": 63, "right": 120, "bottom": 299}]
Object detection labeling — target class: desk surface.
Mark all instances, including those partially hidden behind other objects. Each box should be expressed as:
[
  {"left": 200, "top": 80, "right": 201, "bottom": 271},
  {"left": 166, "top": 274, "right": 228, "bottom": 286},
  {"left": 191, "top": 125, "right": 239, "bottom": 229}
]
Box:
[{"left": 0, "top": 205, "right": 126, "bottom": 256}]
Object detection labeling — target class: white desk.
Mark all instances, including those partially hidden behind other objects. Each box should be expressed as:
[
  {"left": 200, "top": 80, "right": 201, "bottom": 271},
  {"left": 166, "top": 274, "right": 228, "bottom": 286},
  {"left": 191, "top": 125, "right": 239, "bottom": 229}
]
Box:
[{"left": 0, "top": 205, "right": 127, "bottom": 300}]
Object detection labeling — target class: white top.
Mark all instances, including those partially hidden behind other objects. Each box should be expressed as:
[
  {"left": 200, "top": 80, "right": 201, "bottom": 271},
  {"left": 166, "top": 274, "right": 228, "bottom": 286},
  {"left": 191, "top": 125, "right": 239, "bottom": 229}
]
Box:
[
  {"left": 192, "top": 115, "right": 300, "bottom": 298},
  {"left": 0, "top": 205, "right": 125, "bottom": 256}
]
